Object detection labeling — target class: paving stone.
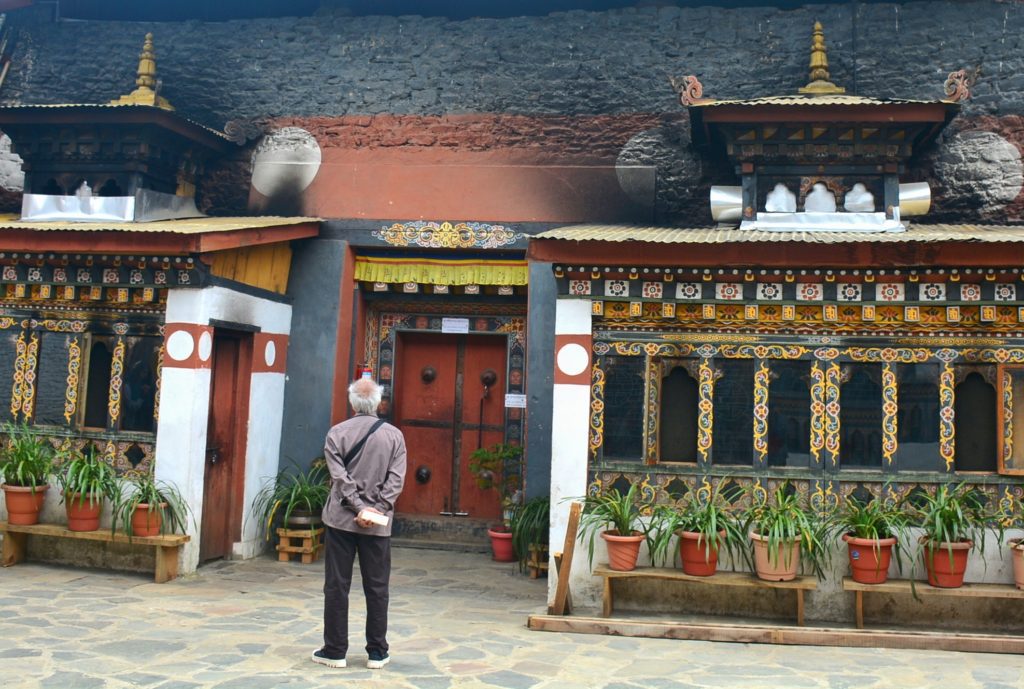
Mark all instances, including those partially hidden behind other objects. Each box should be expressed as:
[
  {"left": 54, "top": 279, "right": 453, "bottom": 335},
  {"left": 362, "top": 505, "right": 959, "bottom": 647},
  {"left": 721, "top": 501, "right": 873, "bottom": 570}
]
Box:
[
  {"left": 0, "top": 648, "right": 43, "bottom": 658},
  {"left": 478, "top": 671, "right": 542, "bottom": 689},
  {"left": 39, "top": 671, "right": 106, "bottom": 689}
]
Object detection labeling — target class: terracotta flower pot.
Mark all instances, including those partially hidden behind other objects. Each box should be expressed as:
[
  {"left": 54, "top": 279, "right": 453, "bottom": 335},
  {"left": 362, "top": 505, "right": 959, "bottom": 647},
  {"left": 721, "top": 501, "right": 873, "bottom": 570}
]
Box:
[
  {"left": 1010, "top": 539, "right": 1024, "bottom": 591},
  {"left": 131, "top": 503, "right": 167, "bottom": 537},
  {"left": 487, "top": 526, "right": 516, "bottom": 562},
  {"left": 843, "top": 533, "right": 897, "bottom": 585},
  {"left": 2, "top": 484, "right": 48, "bottom": 525},
  {"left": 601, "top": 530, "right": 644, "bottom": 571},
  {"left": 65, "top": 492, "right": 103, "bottom": 531},
  {"left": 750, "top": 531, "right": 800, "bottom": 581},
  {"left": 678, "top": 530, "right": 724, "bottom": 577},
  {"left": 922, "top": 540, "right": 972, "bottom": 588}
]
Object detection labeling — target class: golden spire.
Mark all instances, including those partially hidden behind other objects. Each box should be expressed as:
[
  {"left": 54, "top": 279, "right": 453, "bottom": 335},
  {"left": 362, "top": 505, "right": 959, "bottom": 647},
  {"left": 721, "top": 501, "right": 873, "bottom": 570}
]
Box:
[
  {"left": 110, "top": 33, "right": 174, "bottom": 110},
  {"left": 798, "top": 21, "right": 845, "bottom": 95}
]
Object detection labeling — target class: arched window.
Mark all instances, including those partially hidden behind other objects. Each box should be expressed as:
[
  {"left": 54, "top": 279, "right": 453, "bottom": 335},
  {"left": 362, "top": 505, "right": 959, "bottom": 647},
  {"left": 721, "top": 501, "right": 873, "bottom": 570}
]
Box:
[
  {"left": 659, "top": 366, "right": 698, "bottom": 463},
  {"left": 83, "top": 339, "right": 112, "bottom": 429},
  {"left": 955, "top": 371, "right": 997, "bottom": 472},
  {"left": 840, "top": 364, "right": 883, "bottom": 469}
]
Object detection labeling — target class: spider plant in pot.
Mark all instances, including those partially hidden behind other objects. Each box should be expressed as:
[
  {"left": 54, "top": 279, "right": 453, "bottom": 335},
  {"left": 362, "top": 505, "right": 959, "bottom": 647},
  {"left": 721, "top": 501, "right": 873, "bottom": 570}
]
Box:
[
  {"left": 1005, "top": 492, "right": 1024, "bottom": 590},
  {"left": 468, "top": 442, "right": 523, "bottom": 562},
  {"left": 252, "top": 462, "right": 330, "bottom": 541},
  {"left": 648, "top": 480, "right": 745, "bottom": 576},
  {"left": 0, "top": 423, "right": 54, "bottom": 525},
  {"left": 742, "top": 481, "right": 827, "bottom": 582},
  {"left": 577, "top": 482, "right": 651, "bottom": 572},
  {"left": 827, "top": 489, "right": 910, "bottom": 585},
  {"left": 112, "top": 472, "right": 192, "bottom": 538},
  {"left": 509, "top": 495, "right": 550, "bottom": 574},
  {"left": 57, "top": 445, "right": 118, "bottom": 532},
  {"left": 910, "top": 482, "right": 1002, "bottom": 589}
]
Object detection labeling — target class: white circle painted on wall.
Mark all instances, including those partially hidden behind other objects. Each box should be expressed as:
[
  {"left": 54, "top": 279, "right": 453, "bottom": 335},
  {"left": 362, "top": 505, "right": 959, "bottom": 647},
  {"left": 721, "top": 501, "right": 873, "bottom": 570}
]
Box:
[
  {"left": 265, "top": 340, "right": 277, "bottom": 367},
  {"left": 166, "top": 330, "right": 195, "bottom": 361},
  {"left": 556, "top": 343, "right": 589, "bottom": 377},
  {"left": 198, "top": 331, "right": 213, "bottom": 362}
]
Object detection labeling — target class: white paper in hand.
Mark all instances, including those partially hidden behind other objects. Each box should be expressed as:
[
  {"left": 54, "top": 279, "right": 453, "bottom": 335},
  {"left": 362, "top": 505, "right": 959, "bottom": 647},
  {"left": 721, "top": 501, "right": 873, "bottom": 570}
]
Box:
[{"left": 359, "top": 510, "right": 389, "bottom": 526}]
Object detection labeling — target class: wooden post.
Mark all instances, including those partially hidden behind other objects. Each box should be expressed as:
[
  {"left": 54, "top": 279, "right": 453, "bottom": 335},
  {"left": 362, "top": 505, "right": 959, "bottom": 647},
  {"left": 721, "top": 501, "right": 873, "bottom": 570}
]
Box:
[
  {"left": 1, "top": 530, "right": 27, "bottom": 567},
  {"left": 549, "top": 501, "right": 581, "bottom": 616},
  {"left": 155, "top": 545, "right": 180, "bottom": 584},
  {"left": 796, "top": 589, "right": 805, "bottom": 627},
  {"left": 855, "top": 590, "right": 864, "bottom": 630}
]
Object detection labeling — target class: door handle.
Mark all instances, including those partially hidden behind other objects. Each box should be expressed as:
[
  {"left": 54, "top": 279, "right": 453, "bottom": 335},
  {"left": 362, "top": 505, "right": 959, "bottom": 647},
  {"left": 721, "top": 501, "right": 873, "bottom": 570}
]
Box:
[{"left": 206, "top": 447, "right": 220, "bottom": 464}]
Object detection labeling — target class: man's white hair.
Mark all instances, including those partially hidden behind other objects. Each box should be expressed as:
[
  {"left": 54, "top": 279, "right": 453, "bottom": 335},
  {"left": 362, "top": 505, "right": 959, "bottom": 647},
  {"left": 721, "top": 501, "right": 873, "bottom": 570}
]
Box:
[{"left": 349, "top": 378, "right": 382, "bottom": 414}]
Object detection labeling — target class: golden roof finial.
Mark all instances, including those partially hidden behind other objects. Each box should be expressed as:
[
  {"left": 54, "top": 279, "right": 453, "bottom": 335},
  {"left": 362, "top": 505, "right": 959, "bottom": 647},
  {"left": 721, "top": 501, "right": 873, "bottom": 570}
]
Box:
[
  {"left": 798, "top": 21, "right": 845, "bottom": 95},
  {"left": 110, "top": 33, "right": 174, "bottom": 110}
]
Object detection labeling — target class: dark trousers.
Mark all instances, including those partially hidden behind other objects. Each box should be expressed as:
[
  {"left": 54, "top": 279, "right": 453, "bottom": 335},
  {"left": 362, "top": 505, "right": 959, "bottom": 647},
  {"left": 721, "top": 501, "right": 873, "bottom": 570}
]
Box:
[{"left": 323, "top": 525, "right": 391, "bottom": 657}]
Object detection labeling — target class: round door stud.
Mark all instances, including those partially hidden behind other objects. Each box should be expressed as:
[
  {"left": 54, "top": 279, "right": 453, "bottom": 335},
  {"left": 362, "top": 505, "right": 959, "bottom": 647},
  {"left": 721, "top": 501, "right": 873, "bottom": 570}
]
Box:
[
  {"left": 421, "top": 366, "right": 437, "bottom": 383},
  {"left": 415, "top": 465, "right": 432, "bottom": 484},
  {"left": 480, "top": 369, "right": 498, "bottom": 388}
]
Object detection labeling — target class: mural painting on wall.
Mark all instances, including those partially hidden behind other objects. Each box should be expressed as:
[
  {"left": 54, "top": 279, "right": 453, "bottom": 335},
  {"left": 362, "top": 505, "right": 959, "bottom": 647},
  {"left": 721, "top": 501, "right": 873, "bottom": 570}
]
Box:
[{"left": 372, "top": 221, "right": 525, "bottom": 249}]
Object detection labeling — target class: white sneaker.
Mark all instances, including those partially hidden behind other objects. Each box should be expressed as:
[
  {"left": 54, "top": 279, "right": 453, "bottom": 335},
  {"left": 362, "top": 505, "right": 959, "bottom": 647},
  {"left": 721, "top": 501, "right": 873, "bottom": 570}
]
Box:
[{"left": 311, "top": 648, "right": 347, "bottom": 668}]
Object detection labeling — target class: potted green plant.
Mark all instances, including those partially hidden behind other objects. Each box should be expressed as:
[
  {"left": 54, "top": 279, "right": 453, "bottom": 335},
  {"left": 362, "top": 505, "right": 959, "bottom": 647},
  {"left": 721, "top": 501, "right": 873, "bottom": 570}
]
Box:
[
  {"left": 509, "top": 494, "right": 549, "bottom": 574},
  {"left": 577, "top": 482, "right": 651, "bottom": 572},
  {"left": 252, "top": 462, "right": 330, "bottom": 540},
  {"left": 910, "top": 482, "right": 1002, "bottom": 589},
  {"left": 742, "top": 482, "right": 827, "bottom": 581},
  {"left": 468, "top": 442, "right": 523, "bottom": 562},
  {"left": 57, "top": 445, "right": 118, "bottom": 532},
  {"left": 112, "top": 472, "right": 192, "bottom": 538},
  {"left": 827, "top": 489, "right": 910, "bottom": 585},
  {"left": 0, "top": 423, "right": 55, "bottom": 525},
  {"left": 648, "top": 480, "right": 745, "bottom": 576},
  {"left": 1005, "top": 491, "right": 1024, "bottom": 590}
]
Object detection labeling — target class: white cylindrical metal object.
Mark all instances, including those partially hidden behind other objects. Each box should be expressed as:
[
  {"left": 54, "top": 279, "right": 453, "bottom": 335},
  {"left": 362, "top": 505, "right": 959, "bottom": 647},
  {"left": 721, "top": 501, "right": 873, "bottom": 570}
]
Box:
[
  {"left": 710, "top": 185, "right": 742, "bottom": 222},
  {"left": 899, "top": 182, "right": 931, "bottom": 217}
]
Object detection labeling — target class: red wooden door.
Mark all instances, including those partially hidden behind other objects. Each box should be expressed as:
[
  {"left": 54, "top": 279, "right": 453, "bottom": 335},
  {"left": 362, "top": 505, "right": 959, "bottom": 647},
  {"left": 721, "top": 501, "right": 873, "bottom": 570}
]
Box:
[
  {"left": 393, "top": 332, "right": 507, "bottom": 519},
  {"left": 200, "top": 330, "right": 252, "bottom": 562}
]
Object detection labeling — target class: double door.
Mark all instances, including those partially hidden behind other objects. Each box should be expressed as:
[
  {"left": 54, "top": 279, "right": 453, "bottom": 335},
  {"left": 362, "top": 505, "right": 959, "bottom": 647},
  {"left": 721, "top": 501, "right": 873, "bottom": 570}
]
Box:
[{"left": 393, "top": 332, "right": 507, "bottom": 519}]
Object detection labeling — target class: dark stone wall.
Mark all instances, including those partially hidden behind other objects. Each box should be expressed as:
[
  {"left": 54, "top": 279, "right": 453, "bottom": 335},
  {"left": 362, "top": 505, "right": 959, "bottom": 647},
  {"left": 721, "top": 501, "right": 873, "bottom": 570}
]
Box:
[
  {"left": 4, "top": 2, "right": 1022, "bottom": 126},
  {"left": 278, "top": 237, "right": 346, "bottom": 470}
]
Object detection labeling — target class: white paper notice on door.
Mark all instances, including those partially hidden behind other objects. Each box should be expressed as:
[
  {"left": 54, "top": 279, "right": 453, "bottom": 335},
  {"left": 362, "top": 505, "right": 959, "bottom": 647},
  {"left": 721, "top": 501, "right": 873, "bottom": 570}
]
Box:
[
  {"left": 441, "top": 317, "right": 470, "bottom": 333},
  {"left": 504, "top": 393, "right": 527, "bottom": 408}
]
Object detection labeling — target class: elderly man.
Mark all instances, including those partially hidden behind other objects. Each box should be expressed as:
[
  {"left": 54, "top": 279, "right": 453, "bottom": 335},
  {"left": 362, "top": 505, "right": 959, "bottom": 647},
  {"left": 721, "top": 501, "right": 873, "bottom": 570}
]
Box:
[{"left": 312, "top": 378, "right": 407, "bottom": 670}]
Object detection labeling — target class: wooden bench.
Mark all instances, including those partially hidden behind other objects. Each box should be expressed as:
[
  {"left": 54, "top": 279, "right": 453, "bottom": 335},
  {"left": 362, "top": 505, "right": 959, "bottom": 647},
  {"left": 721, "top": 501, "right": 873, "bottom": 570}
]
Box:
[
  {"left": 1, "top": 521, "right": 190, "bottom": 583},
  {"left": 594, "top": 564, "right": 817, "bottom": 626},
  {"left": 842, "top": 577, "right": 1024, "bottom": 630}
]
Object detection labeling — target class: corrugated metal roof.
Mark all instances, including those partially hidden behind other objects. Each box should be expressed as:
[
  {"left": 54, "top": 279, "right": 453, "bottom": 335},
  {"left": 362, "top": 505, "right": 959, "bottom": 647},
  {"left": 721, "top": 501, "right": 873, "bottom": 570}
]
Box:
[
  {"left": 534, "top": 224, "right": 1024, "bottom": 244},
  {"left": 692, "top": 94, "right": 946, "bottom": 108},
  {"left": 0, "top": 215, "right": 319, "bottom": 234},
  {"left": 0, "top": 103, "right": 230, "bottom": 140}
]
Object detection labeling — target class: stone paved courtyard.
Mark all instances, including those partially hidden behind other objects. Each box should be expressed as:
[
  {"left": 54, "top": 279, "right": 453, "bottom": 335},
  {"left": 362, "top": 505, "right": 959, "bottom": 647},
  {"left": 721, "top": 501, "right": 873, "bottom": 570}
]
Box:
[{"left": 0, "top": 546, "right": 1021, "bottom": 689}]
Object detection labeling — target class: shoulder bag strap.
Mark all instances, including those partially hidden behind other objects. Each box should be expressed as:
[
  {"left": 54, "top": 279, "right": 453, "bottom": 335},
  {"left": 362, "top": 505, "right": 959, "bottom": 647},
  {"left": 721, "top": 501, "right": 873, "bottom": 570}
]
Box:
[{"left": 340, "top": 418, "right": 386, "bottom": 468}]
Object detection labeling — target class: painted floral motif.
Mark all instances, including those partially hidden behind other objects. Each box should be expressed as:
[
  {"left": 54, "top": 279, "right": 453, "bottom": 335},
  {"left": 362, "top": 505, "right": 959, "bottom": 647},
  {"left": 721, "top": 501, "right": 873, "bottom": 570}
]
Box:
[
  {"left": 569, "top": 280, "right": 591, "bottom": 296},
  {"left": 837, "top": 283, "right": 862, "bottom": 302},
  {"left": 675, "top": 283, "right": 701, "bottom": 300},
  {"left": 64, "top": 337, "right": 81, "bottom": 424},
  {"left": 882, "top": 363, "right": 897, "bottom": 466},
  {"left": 605, "top": 280, "right": 629, "bottom": 297},
  {"left": 2, "top": 266, "right": 16, "bottom": 281},
  {"left": 130, "top": 270, "right": 144, "bottom": 285},
  {"left": 753, "top": 362, "right": 770, "bottom": 463},
  {"left": 959, "top": 284, "right": 982, "bottom": 301},
  {"left": 715, "top": 283, "right": 742, "bottom": 300},
  {"left": 809, "top": 363, "right": 825, "bottom": 464},
  {"left": 103, "top": 268, "right": 119, "bottom": 284},
  {"left": 52, "top": 268, "right": 67, "bottom": 283},
  {"left": 920, "top": 283, "right": 946, "bottom": 301},
  {"left": 939, "top": 363, "right": 955, "bottom": 471},
  {"left": 76, "top": 268, "right": 92, "bottom": 283},
  {"left": 796, "top": 283, "right": 823, "bottom": 301},
  {"left": 154, "top": 271, "right": 168, "bottom": 285},
  {"left": 373, "top": 221, "right": 524, "bottom": 249},
  {"left": 27, "top": 267, "right": 42, "bottom": 282},
  {"left": 995, "top": 284, "right": 1016, "bottom": 302},
  {"left": 108, "top": 338, "right": 126, "bottom": 425},
  {"left": 697, "top": 360, "right": 715, "bottom": 463},
  {"left": 875, "top": 283, "right": 905, "bottom": 302},
  {"left": 641, "top": 281, "right": 663, "bottom": 299},
  {"left": 756, "top": 283, "right": 782, "bottom": 301},
  {"left": 177, "top": 271, "right": 191, "bottom": 285}
]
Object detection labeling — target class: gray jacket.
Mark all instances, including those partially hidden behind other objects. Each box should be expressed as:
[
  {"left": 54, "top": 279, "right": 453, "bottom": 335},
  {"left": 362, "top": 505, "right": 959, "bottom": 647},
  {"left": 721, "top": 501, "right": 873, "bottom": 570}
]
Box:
[{"left": 321, "top": 413, "right": 407, "bottom": 537}]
